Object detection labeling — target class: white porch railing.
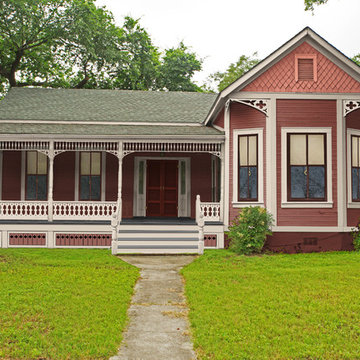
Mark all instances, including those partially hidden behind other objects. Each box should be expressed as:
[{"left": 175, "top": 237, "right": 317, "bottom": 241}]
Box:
[
  {"left": 0, "top": 201, "right": 48, "bottom": 219},
  {"left": 199, "top": 202, "right": 221, "bottom": 222},
  {"left": 53, "top": 202, "right": 117, "bottom": 220}
]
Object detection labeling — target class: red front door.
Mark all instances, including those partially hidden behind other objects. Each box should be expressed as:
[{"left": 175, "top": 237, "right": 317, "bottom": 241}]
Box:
[{"left": 146, "top": 160, "right": 178, "bottom": 217}]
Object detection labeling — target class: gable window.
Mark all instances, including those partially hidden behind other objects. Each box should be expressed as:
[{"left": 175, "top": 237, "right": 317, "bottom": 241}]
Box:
[
  {"left": 233, "top": 129, "right": 264, "bottom": 207},
  {"left": 26, "top": 151, "right": 48, "bottom": 200},
  {"left": 295, "top": 55, "right": 317, "bottom": 82},
  {"left": 80, "top": 152, "right": 101, "bottom": 200},
  {"left": 288, "top": 134, "right": 326, "bottom": 201},
  {"left": 238, "top": 135, "right": 258, "bottom": 201},
  {"left": 351, "top": 135, "right": 360, "bottom": 201}
]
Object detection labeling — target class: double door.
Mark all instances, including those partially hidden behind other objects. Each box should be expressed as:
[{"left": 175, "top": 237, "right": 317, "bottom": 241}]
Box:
[{"left": 146, "top": 160, "right": 178, "bottom": 217}]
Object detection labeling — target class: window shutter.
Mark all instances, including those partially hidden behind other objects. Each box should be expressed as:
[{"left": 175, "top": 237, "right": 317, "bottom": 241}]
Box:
[{"left": 297, "top": 58, "right": 314, "bottom": 81}]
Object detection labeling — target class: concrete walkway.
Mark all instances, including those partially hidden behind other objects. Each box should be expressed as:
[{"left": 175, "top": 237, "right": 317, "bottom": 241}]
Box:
[{"left": 110, "top": 255, "right": 197, "bottom": 360}]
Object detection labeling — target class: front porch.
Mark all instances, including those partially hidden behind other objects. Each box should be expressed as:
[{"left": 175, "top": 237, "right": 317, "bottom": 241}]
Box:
[{"left": 0, "top": 139, "right": 225, "bottom": 252}]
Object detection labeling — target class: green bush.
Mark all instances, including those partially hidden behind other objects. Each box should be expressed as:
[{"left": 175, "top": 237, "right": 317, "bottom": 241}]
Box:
[
  {"left": 351, "top": 221, "right": 360, "bottom": 251},
  {"left": 227, "top": 206, "right": 274, "bottom": 255}
]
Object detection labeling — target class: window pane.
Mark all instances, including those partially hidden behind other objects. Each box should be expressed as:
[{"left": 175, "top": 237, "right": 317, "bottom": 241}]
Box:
[
  {"left": 91, "top": 176, "right": 101, "bottom": 200},
  {"left": 27, "top": 151, "right": 37, "bottom": 175},
  {"left": 239, "top": 167, "right": 249, "bottom": 199},
  {"left": 309, "top": 166, "right": 325, "bottom": 198},
  {"left": 290, "top": 135, "right": 306, "bottom": 165},
  {"left": 308, "top": 135, "right": 324, "bottom": 165},
  {"left": 239, "top": 136, "right": 248, "bottom": 166},
  {"left": 26, "top": 175, "right": 37, "bottom": 200},
  {"left": 352, "top": 137, "right": 358, "bottom": 167},
  {"left": 290, "top": 166, "right": 307, "bottom": 198},
  {"left": 37, "top": 175, "right": 47, "bottom": 200},
  {"left": 249, "top": 166, "right": 258, "bottom": 199},
  {"left": 248, "top": 136, "right": 257, "bottom": 166},
  {"left": 80, "top": 175, "right": 90, "bottom": 200},
  {"left": 37, "top": 153, "right": 48, "bottom": 175},
  {"left": 352, "top": 168, "right": 360, "bottom": 201},
  {"left": 91, "top": 153, "right": 101, "bottom": 175},
  {"left": 138, "top": 161, "right": 144, "bottom": 195},
  {"left": 180, "top": 161, "right": 186, "bottom": 195},
  {"left": 81, "top": 153, "right": 90, "bottom": 175}
]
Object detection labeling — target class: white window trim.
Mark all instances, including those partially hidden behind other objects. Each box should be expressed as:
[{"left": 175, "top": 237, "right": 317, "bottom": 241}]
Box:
[
  {"left": 232, "top": 128, "right": 264, "bottom": 208},
  {"left": 347, "top": 128, "right": 360, "bottom": 208},
  {"left": 281, "top": 127, "right": 333, "bottom": 208}
]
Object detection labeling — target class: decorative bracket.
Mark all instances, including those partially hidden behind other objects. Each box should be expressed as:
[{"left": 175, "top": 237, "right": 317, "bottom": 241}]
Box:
[
  {"left": 231, "top": 99, "right": 268, "bottom": 116},
  {"left": 344, "top": 100, "right": 360, "bottom": 116}
]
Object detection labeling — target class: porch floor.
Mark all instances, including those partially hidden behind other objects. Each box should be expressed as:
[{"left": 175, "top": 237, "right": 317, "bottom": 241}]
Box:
[{"left": 120, "top": 217, "right": 197, "bottom": 225}]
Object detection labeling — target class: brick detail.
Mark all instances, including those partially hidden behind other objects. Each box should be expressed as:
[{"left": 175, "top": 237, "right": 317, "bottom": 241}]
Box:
[
  {"left": 243, "top": 42, "right": 360, "bottom": 93},
  {"left": 204, "top": 234, "right": 217, "bottom": 247},
  {"left": 55, "top": 233, "right": 111, "bottom": 247},
  {"left": 9, "top": 233, "right": 46, "bottom": 246}
]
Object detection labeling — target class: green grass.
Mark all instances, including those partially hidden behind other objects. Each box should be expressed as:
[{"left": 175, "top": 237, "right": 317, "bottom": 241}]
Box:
[
  {"left": 182, "top": 250, "right": 360, "bottom": 360},
  {"left": 0, "top": 249, "right": 139, "bottom": 359}
]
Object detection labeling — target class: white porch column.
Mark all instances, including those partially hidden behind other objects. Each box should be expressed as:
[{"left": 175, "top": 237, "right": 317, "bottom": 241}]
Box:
[
  {"left": 0, "top": 150, "right": 2, "bottom": 200},
  {"left": 224, "top": 100, "right": 230, "bottom": 228},
  {"left": 219, "top": 143, "right": 225, "bottom": 223},
  {"left": 117, "top": 142, "right": 124, "bottom": 221},
  {"left": 48, "top": 141, "right": 55, "bottom": 222}
]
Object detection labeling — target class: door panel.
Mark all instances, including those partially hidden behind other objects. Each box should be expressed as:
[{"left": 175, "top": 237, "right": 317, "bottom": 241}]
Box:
[{"left": 146, "top": 160, "right": 178, "bottom": 217}]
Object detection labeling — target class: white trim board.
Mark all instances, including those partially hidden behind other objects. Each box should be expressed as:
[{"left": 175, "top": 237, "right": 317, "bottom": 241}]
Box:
[{"left": 281, "top": 127, "right": 333, "bottom": 208}]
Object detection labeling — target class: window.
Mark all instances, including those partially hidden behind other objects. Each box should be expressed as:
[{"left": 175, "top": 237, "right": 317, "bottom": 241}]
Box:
[
  {"left": 26, "top": 151, "right": 48, "bottom": 200},
  {"left": 233, "top": 129, "right": 263, "bottom": 207},
  {"left": 351, "top": 135, "right": 360, "bottom": 201},
  {"left": 238, "top": 135, "right": 258, "bottom": 201},
  {"left": 295, "top": 55, "right": 317, "bottom": 82},
  {"left": 288, "top": 133, "right": 326, "bottom": 201},
  {"left": 80, "top": 152, "right": 101, "bottom": 200}
]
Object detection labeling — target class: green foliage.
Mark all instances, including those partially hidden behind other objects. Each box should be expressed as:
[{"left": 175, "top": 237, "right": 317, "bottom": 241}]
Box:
[
  {"left": 351, "top": 221, "right": 360, "bottom": 251},
  {"left": 352, "top": 54, "right": 360, "bottom": 66},
  {"left": 209, "top": 53, "right": 259, "bottom": 92},
  {"left": 0, "top": 1, "right": 203, "bottom": 94},
  {"left": 304, "top": 0, "right": 329, "bottom": 11},
  {"left": 182, "top": 250, "right": 360, "bottom": 359},
  {"left": 159, "top": 42, "right": 202, "bottom": 92},
  {"left": 227, "top": 206, "right": 273, "bottom": 255},
  {"left": 0, "top": 249, "right": 139, "bottom": 359}
]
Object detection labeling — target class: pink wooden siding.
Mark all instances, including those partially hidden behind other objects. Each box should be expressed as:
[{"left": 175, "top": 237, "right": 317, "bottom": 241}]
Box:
[
  {"left": 53, "top": 152, "right": 75, "bottom": 201},
  {"left": 243, "top": 42, "right": 360, "bottom": 93},
  {"left": 276, "top": 99, "right": 338, "bottom": 226},
  {"left": 267, "top": 232, "right": 353, "bottom": 253},
  {"left": 106, "top": 153, "right": 118, "bottom": 201},
  {"left": 213, "top": 109, "right": 224, "bottom": 129},
  {"left": 346, "top": 108, "right": 360, "bottom": 226},
  {"left": 229, "top": 103, "right": 266, "bottom": 223},
  {"left": 2, "top": 151, "right": 21, "bottom": 200}
]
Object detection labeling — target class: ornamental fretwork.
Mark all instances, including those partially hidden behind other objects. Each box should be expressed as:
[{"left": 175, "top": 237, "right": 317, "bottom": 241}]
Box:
[
  {"left": 344, "top": 100, "right": 360, "bottom": 116},
  {"left": 231, "top": 99, "right": 268, "bottom": 115}
]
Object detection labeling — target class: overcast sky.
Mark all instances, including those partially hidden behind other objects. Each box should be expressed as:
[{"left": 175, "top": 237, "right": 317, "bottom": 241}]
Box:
[{"left": 96, "top": 0, "right": 360, "bottom": 85}]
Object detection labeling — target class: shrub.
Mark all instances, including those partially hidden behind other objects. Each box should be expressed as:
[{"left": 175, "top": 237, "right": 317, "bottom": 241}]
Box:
[
  {"left": 351, "top": 221, "right": 360, "bottom": 251},
  {"left": 227, "top": 206, "right": 274, "bottom": 255}
]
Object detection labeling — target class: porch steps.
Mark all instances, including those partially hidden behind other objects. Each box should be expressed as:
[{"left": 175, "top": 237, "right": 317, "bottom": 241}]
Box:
[{"left": 116, "top": 224, "right": 199, "bottom": 254}]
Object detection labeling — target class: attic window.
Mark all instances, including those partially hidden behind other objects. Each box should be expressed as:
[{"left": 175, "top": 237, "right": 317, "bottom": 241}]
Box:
[{"left": 295, "top": 55, "right": 317, "bottom": 82}]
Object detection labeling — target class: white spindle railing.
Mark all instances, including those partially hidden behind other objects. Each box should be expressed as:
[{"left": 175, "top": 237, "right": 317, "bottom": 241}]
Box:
[
  {"left": 53, "top": 202, "right": 117, "bottom": 220},
  {"left": 199, "top": 202, "right": 221, "bottom": 222},
  {"left": 0, "top": 201, "right": 48, "bottom": 219}
]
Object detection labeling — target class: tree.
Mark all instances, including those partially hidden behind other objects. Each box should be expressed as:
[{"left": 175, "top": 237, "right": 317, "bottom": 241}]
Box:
[
  {"left": 353, "top": 54, "right": 360, "bottom": 66},
  {"left": 111, "top": 17, "right": 160, "bottom": 90},
  {"left": 158, "top": 42, "right": 202, "bottom": 92},
  {"left": 210, "top": 53, "right": 259, "bottom": 92},
  {"left": 304, "top": 0, "right": 328, "bottom": 11}
]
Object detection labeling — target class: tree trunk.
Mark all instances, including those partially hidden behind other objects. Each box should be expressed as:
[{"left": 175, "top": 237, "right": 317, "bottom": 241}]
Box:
[{"left": 9, "top": 50, "right": 24, "bottom": 87}]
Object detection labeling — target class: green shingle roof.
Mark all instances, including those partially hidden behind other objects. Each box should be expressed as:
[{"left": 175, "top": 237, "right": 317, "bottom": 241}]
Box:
[
  {"left": 0, "top": 88, "right": 217, "bottom": 124},
  {"left": 0, "top": 122, "right": 222, "bottom": 136}
]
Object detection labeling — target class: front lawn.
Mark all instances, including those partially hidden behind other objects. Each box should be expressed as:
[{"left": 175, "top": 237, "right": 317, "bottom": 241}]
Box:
[
  {"left": 182, "top": 250, "right": 360, "bottom": 359},
  {"left": 0, "top": 249, "right": 139, "bottom": 359}
]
